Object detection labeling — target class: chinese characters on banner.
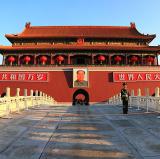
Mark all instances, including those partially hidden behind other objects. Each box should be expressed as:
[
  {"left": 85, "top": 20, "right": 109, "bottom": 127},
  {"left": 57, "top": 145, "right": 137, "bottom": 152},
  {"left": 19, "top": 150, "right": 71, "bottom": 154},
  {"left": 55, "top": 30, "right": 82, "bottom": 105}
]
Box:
[
  {"left": 0, "top": 72, "right": 48, "bottom": 82},
  {"left": 113, "top": 72, "right": 160, "bottom": 82}
]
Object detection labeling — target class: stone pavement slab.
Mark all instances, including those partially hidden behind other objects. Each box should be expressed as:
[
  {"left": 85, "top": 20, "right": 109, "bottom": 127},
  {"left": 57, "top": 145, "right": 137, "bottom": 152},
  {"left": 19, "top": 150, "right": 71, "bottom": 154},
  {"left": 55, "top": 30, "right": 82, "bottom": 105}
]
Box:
[{"left": 0, "top": 104, "right": 159, "bottom": 159}]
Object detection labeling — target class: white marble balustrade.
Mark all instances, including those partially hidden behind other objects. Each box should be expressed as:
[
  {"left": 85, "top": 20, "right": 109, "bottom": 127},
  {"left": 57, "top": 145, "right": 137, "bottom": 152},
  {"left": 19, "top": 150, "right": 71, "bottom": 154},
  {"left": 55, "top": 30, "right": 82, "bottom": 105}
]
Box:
[
  {"left": 108, "top": 87, "right": 160, "bottom": 114},
  {"left": 0, "top": 87, "right": 57, "bottom": 118}
]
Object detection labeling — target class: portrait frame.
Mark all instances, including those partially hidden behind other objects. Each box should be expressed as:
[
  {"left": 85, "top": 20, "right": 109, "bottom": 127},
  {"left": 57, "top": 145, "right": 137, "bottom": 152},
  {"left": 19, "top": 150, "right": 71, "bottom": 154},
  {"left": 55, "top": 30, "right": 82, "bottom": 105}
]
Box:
[{"left": 73, "top": 68, "right": 89, "bottom": 87}]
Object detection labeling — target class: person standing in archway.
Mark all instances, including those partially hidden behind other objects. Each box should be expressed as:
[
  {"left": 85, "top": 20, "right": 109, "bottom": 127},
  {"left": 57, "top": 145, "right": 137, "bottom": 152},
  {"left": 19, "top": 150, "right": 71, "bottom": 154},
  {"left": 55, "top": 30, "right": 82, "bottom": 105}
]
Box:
[{"left": 121, "top": 82, "right": 130, "bottom": 114}]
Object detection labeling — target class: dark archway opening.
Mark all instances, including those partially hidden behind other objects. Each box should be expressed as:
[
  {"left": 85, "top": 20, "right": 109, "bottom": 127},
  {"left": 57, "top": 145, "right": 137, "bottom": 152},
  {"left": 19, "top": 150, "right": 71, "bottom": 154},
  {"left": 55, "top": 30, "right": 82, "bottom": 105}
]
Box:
[{"left": 72, "top": 89, "right": 89, "bottom": 105}]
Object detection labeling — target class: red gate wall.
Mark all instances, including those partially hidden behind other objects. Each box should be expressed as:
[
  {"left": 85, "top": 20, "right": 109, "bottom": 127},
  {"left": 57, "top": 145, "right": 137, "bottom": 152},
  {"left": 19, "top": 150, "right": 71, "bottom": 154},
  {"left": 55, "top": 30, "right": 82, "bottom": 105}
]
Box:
[{"left": 0, "top": 67, "right": 159, "bottom": 103}]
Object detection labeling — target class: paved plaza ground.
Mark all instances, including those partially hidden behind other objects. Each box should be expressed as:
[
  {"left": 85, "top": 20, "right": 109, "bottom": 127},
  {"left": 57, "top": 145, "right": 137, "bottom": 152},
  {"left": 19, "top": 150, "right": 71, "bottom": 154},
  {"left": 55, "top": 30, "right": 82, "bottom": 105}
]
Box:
[{"left": 0, "top": 104, "right": 160, "bottom": 159}]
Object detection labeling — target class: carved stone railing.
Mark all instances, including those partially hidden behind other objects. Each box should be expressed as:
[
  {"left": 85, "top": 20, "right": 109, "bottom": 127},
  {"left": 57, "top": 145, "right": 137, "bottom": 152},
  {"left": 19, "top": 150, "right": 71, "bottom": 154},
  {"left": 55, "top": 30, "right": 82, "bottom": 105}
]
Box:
[
  {"left": 108, "top": 93, "right": 122, "bottom": 105},
  {"left": 0, "top": 87, "right": 57, "bottom": 118},
  {"left": 108, "top": 87, "right": 160, "bottom": 116},
  {"left": 129, "top": 96, "right": 160, "bottom": 113}
]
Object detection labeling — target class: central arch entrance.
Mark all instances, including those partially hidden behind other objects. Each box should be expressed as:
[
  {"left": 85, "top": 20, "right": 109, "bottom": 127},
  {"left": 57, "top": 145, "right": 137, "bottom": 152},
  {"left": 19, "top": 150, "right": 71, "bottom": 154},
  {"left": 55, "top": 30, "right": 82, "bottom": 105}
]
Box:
[{"left": 72, "top": 89, "right": 89, "bottom": 105}]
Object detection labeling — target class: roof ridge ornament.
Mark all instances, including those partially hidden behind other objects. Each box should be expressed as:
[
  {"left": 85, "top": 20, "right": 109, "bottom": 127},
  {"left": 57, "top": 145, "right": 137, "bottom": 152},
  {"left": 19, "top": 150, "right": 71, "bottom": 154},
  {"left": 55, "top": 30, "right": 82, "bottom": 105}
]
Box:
[
  {"left": 25, "top": 22, "right": 31, "bottom": 28},
  {"left": 77, "top": 38, "right": 84, "bottom": 45},
  {"left": 130, "top": 22, "right": 136, "bottom": 29}
]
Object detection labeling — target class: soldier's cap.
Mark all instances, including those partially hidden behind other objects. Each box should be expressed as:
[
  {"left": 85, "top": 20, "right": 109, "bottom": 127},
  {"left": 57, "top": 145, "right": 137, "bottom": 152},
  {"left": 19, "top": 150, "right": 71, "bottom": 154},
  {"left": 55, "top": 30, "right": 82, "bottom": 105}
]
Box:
[{"left": 122, "top": 82, "right": 127, "bottom": 86}]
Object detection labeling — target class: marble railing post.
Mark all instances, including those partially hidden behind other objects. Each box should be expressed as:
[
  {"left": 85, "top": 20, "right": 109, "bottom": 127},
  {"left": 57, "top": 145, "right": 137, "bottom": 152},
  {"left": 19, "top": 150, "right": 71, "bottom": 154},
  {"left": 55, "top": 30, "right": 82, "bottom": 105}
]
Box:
[
  {"left": 118, "top": 93, "right": 122, "bottom": 104},
  {"left": 30, "top": 89, "right": 34, "bottom": 107},
  {"left": 35, "top": 90, "right": 39, "bottom": 96},
  {"left": 115, "top": 94, "right": 119, "bottom": 104},
  {"left": 24, "top": 89, "right": 27, "bottom": 97},
  {"left": 113, "top": 96, "right": 116, "bottom": 104},
  {"left": 6, "top": 87, "right": 10, "bottom": 97},
  {"left": 16, "top": 88, "right": 20, "bottom": 97},
  {"left": 154, "top": 87, "right": 160, "bottom": 118},
  {"left": 42, "top": 93, "right": 45, "bottom": 104},
  {"left": 145, "top": 88, "right": 150, "bottom": 97},
  {"left": 45, "top": 94, "right": 48, "bottom": 104},
  {"left": 16, "top": 88, "right": 20, "bottom": 112},
  {"left": 145, "top": 88, "right": 150, "bottom": 112},
  {"left": 137, "top": 88, "right": 141, "bottom": 96},
  {"left": 35, "top": 90, "right": 39, "bottom": 106},
  {"left": 131, "top": 89, "right": 134, "bottom": 96},
  {"left": 137, "top": 88, "right": 141, "bottom": 110},
  {"left": 129, "top": 89, "right": 134, "bottom": 108},
  {"left": 40, "top": 91, "right": 42, "bottom": 96},
  {"left": 30, "top": 90, "right": 33, "bottom": 96},
  {"left": 155, "top": 87, "right": 159, "bottom": 97},
  {"left": 5, "top": 87, "right": 11, "bottom": 118},
  {"left": 39, "top": 91, "right": 43, "bottom": 105},
  {"left": 24, "top": 89, "right": 28, "bottom": 110}
]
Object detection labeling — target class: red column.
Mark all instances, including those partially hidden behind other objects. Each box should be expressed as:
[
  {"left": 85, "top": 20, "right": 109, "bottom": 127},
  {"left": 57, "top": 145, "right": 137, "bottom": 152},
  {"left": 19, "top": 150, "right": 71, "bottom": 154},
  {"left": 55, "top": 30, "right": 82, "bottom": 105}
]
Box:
[
  {"left": 52, "top": 55, "right": 55, "bottom": 64},
  {"left": 68, "top": 54, "right": 71, "bottom": 65},
  {"left": 34, "top": 55, "right": 37, "bottom": 65},
  {"left": 18, "top": 55, "right": 21, "bottom": 65},
  {"left": 50, "top": 54, "right": 52, "bottom": 65},
  {"left": 51, "top": 53, "right": 55, "bottom": 64},
  {"left": 125, "top": 54, "right": 128, "bottom": 65},
  {"left": 91, "top": 54, "right": 95, "bottom": 65},
  {"left": 2, "top": 55, "right": 5, "bottom": 65},
  {"left": 141, "top": 54, "right": 143, "bottom": 65},
  {"left": 109, "top": 54, "right": 111, "bottom": 65}
]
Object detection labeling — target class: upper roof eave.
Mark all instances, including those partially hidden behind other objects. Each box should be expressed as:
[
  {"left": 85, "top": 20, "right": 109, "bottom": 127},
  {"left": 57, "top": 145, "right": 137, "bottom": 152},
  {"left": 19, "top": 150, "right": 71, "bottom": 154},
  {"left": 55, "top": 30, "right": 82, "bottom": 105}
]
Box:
[
  {"left": 0, "top": 45, "right": 160, "bottom": 52},
  {"left": 5, "top": 23, "right": 156, "bottom": 43}
]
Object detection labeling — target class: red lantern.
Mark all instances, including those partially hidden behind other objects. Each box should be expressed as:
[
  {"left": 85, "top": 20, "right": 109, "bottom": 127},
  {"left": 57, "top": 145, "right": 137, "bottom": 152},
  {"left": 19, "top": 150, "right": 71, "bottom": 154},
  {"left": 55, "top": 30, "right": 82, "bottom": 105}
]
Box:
[
  {"left": 24, "top": 56, "right": 31, "bottom": 64},
  {"left": 131, "top": 56, "right": 138, "bottom": 64},
  {"left": 8, "top": 56, "right": 15, "bottom": 65},
  {"left": 56, "top": 55, "right": 64, "bottom": 64},
  {"left": 98, "top": 55, "right": 105, "bottom": 64},
  {"left": 114, "top": 56, "right": 122, "bottom": 64},
  {"left": 40, "top": 56, "right": 47, "bottom": 65},
  {"left": 147, "top": 56, "right": 154, "bottom": 63}
]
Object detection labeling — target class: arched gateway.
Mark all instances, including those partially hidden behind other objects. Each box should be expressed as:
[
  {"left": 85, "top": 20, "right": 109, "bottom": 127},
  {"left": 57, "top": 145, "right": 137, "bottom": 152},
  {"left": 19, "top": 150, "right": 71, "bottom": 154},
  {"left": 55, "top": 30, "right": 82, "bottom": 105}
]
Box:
[{"left": 72, "top": 89, "right": 89, "bottom": 105}]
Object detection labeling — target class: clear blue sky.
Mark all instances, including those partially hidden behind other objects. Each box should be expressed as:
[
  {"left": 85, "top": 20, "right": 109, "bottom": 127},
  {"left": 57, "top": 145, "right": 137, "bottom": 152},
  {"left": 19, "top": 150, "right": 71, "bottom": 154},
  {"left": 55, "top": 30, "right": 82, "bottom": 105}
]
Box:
[{"left": 0, "top": 0, "right": 160, "bottom": 62}]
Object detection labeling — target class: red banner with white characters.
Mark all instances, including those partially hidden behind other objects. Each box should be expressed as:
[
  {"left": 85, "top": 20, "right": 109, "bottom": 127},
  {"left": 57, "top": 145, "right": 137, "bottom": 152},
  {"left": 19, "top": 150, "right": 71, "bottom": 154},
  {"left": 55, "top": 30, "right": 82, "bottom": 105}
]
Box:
[
  {"left": 0, "top": 72, "right": 48, "bottom": 82},
  {"left": 113, "top": 72, "right": 160, "bottom": 82}
]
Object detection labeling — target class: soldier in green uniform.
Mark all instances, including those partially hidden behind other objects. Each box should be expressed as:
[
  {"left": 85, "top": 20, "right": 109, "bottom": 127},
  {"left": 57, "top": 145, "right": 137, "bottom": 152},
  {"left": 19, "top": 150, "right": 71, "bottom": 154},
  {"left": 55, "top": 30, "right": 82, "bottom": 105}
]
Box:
[{"left": 121, "top": 82, "right": 129, "bottom": 114}]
